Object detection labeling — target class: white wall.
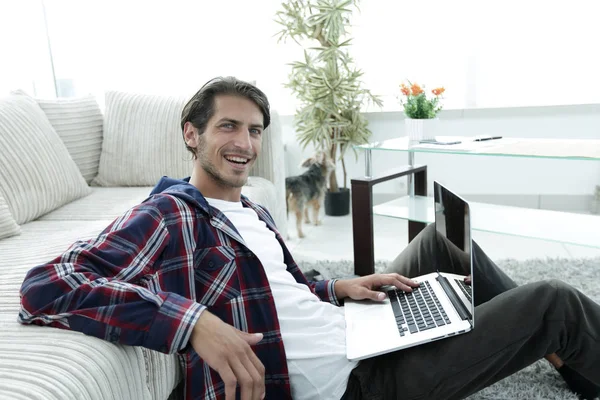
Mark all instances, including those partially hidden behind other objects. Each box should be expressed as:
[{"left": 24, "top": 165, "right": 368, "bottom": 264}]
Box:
[{"left": 281, "top": 104, "right": 600, "bottom": 210}]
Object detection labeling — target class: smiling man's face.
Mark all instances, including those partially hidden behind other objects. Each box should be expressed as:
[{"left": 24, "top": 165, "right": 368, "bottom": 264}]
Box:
[{"left": 184, "top": 94, "right": 264, "bottom": 201}]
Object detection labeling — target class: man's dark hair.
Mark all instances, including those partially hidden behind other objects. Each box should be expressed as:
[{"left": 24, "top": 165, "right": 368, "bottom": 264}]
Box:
[{"left": 181, "top": 76, "right": 270, "bottom": 158}]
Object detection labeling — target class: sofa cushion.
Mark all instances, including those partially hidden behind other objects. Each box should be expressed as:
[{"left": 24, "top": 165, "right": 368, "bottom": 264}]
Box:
[
  {"left": 32, "top": 94, "right": 103, "bottom": 184},
  {"left": 93, "top": 91, "right": 192, "bottom": 187},
  {"left": 243, "top": 177, "right": 285, "bottom": 233},
  {"left": 249, "top": 109, "right": 287, "bottom": 235},
  {"left": 0, "top": 95, "right": 91, "bottom": 224},
  {"left": 0, "top": 193, "right": 20, "bottom": 240},
  {"left": 39, "top": 187, "right": 153, "bottom": 221},
  {"left": 40, "top": 183, "right": 282, "bottom": 239}
]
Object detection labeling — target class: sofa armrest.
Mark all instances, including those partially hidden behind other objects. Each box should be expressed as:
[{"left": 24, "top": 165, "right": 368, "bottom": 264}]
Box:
[{"left": 249, "top": 110, "right": 287, "bottom": 237}]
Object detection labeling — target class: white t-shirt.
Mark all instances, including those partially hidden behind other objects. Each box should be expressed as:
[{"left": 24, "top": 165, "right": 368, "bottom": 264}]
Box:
[{"left": 205, "top": 198, "right": 358, "bottom": 400}]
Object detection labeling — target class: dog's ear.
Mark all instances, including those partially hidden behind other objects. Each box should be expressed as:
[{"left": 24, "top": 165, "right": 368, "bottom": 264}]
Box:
[{"left": 300, "top": 156, "right": 315, "bottom": 168}]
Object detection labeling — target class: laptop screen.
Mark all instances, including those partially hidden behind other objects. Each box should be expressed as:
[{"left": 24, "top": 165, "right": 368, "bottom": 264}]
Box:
[{"left": 433, "top": 181, "right": 474, "bottom": 320}]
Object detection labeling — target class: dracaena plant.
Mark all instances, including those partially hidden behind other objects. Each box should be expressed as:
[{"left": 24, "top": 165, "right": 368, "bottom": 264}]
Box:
[{"left": 275, "top": 0, "right": 382, "bottom": 192}]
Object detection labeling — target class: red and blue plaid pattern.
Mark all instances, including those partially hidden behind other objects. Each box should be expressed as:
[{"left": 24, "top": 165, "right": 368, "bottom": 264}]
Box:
[{"left": 19, "top": 183, "right": 340, "bottom": 399}]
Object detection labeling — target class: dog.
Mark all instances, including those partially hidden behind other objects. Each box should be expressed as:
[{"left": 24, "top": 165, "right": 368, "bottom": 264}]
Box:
[{"left": 285, "top": 151, "right": 336, "bottom": 238}]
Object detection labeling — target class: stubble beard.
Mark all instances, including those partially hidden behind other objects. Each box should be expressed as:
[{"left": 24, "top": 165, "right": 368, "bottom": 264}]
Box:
[
  {"left": 196, "top": 140, "right": 250, "bottom": 189},
  {"left": 200, "top": 158, "right": 248, "bottom": 189}
]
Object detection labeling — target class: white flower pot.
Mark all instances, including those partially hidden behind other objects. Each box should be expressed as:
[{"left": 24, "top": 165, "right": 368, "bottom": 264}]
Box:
[{"left": 405, "top": 118, "right": 439, "bottom": 142}]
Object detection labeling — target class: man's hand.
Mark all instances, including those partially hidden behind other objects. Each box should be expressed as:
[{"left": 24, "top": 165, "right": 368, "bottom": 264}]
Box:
[
  {"left": 190, "top": 310, "right": 265, "bottom": 400},
  {"left": 464, "top": 274, "right": 472, "bottom": 285},
  {"left": 334, "top": 273, "right": 420, "bottom": 301}
]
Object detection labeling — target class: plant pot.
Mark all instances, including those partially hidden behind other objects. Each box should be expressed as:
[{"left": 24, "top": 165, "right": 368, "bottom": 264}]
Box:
[
  {"left": 325, "top": 188, "right": 350, "bottom": 216},
  {"left": 405, "top": 117, "right": 439, "bottom": 142}
]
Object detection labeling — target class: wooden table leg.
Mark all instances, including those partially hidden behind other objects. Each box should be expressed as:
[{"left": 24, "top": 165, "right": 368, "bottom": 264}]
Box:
[
  {"left": 351, "top": 180, "right": 374, "bottom": 277},
  {"left": 409, "top": 168, "right": 428, "bottom": 241},
  {"left": 351, "top": 165, "right": 428, "bottom": 276}
]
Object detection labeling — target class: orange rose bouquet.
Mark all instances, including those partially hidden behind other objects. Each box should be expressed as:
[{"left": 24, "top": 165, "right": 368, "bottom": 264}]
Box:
[{"left": 399, "top": 82, "right": 445, "bottom": 119}]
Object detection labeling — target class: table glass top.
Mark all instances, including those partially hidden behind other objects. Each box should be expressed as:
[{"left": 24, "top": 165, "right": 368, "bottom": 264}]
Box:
[{"left": 355, "top": 136, "right": 600, "bottom": 161}]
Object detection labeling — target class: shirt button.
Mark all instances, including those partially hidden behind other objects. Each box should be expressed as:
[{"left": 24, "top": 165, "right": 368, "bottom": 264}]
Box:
[{"left": 208, "top": 261, "right": 214, "bottom": 268}]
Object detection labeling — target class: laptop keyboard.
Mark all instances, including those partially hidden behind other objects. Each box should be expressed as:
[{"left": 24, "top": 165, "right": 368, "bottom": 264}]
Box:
[
  {"left": 454, "top": 278, "right": 473, "bottom": 302},
  {"left": 387, "top": 281, "right": 451, "bottom": 336}
]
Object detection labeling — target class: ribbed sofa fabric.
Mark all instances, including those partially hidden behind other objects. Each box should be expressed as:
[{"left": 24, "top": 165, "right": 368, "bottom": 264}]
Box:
[
  {"left": 31, "top": 94, "right": 103, "bottom": 184},
  {"left": 0, "top": 193, "right": 20, "bottom": 239},
  {"left": 0, "top": 94, "right": 91, "bottom": 224},
  {"left": 93, "top": 91, "right": 192, "bottom": 186}
]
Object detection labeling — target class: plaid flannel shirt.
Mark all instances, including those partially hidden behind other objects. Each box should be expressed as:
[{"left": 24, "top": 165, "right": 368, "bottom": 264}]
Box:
[{"left": 19, "top": 182, "right": 340, "bottom": 399}]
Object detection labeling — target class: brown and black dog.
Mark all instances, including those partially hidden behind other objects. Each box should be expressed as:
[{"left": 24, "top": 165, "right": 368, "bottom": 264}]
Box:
[{"left": 285, "top": 151, "right": 335, "bottom": 238}]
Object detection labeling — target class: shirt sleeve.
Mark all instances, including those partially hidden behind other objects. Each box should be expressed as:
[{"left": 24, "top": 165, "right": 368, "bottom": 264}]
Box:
[
  {"left": 309, "top": 279, "right": 341, "bottom": 306},
  {"left": 18, "top": 201, "right": 204, "bottom": 355}
]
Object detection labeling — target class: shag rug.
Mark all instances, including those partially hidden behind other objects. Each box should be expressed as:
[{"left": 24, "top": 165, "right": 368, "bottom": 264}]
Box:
[{"left": 298, "top": 257, "right": 600, "bottom": 400}]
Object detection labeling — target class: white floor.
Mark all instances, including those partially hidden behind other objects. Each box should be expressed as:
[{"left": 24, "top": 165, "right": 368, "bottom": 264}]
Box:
[{"left": 284, "top": 213, "right": 600, "bottom": 264}]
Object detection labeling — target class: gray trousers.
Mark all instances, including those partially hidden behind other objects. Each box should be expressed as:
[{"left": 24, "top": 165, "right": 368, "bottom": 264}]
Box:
[{"left": 342, "top": 224, "right": 600, "bottom": 400}]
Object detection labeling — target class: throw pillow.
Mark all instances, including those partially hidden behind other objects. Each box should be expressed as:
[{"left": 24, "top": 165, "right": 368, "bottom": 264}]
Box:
[
  {"left": 93, "top": 91, "right": 192, "bottom": 186},
  {"left": 0, "top": 95, "right": 91, "bottom": 224},
  {"left": 31, "top": 94, "right": 103, "bottom": 184},
  {"left": 0, "top": 192, "right": 20, "bottom": 240}
]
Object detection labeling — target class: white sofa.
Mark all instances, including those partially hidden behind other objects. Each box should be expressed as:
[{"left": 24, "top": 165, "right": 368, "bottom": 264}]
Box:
[{"left": 0, "top": 90, "right": 287, "bottom": 400}]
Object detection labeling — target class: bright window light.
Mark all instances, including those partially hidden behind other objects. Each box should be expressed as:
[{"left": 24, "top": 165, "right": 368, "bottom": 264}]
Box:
[{"left": 3, "top": 0, "right": 598, "bottom": 114}]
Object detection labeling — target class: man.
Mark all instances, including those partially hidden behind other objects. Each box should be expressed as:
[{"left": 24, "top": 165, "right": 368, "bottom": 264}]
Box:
[{"left": 19, "top": 77, "right": 600, "bottom": 400}]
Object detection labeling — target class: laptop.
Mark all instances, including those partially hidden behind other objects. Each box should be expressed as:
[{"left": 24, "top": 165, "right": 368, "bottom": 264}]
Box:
[{"left": 345, "top": 181, "right": 475, "bottom": 361}]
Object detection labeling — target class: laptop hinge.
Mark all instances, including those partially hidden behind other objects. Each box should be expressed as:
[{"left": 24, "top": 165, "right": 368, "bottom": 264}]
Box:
[{"left": 436, "top": 273, "right": 472, "bottom": 321}]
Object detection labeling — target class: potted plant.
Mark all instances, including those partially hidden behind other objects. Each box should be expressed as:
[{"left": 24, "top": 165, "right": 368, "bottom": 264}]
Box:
[
  {"left": 399, "top": 81, "right": 445, "bottom": 142},
  {"left": 275, "top": 0, "right": 382, "bottom": 216}
]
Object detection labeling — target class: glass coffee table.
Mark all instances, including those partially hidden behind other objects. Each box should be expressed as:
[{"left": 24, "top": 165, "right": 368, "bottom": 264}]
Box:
[{"left": 351, "top": 136, "right": 600, "bottom": 276}]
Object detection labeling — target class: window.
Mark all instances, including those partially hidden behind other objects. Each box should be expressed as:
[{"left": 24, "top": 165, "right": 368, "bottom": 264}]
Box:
[
  {"left": 6, "top": 0, "right": 598, "bottom": 112},
  {"left": 42, "top": 0, "right": 284, "bottom": 100},
  {"left": 0, "top": 0, "right": 55, "bottom": 97},
  {"left": 350, "top": 0, "right": 471, "bottom": 112},
  {"left": 471, "top": 0, "right": 600, "bottom": 108}
]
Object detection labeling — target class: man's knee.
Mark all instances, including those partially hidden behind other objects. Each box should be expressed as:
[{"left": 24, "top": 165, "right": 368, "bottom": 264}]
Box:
[
  {"left": 546, "top": 279, "right": 580, "bottom": 299},
  {"left": 386, "top": 224, "right": 439, "bottom": 275},
  {"left": 527, "top": 279, "right": 577, "bottom": 304},
  {"left": 540, "top": 279, "right": 576, "bottom": 294},
  {"left": 414, "top": 223, "right": 437, "bottom": 246}
]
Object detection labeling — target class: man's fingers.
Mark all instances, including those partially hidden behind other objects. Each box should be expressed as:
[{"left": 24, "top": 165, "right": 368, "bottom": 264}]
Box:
[
  {"left": 396, "top": 273, "right": 420, "bottom": 287},
  {"left": 383, "top": 273, "right": 419, "bottom": 286},
  {"left": 377, "top": 273, "right": 419, "bottom": 292},
  {"left": 247, "top": 345, "right": 266, "bottom": 385},
  {"left": 243, "top": 351, "right": 265, "bottom": 400},
  {"left": 218, "top": 364, "right": 238, "bottom": 400},
  {"left": 239, "top": 330, "right": 266, "bottom": 396},
  {"left": 230, "top": 356, "right": 256, "bottom": 400},
  {"left": 356, "top": 287, "right": 386, "bottom": 301},
  {"left": 238, "top": 331, "right": 264, "bottom": 346},
  {"left": 228, "top": 339, "right": 265, "bottom": 400},
  {"left": 191, "top": 313, "right": 265, "bottom": 399}
]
